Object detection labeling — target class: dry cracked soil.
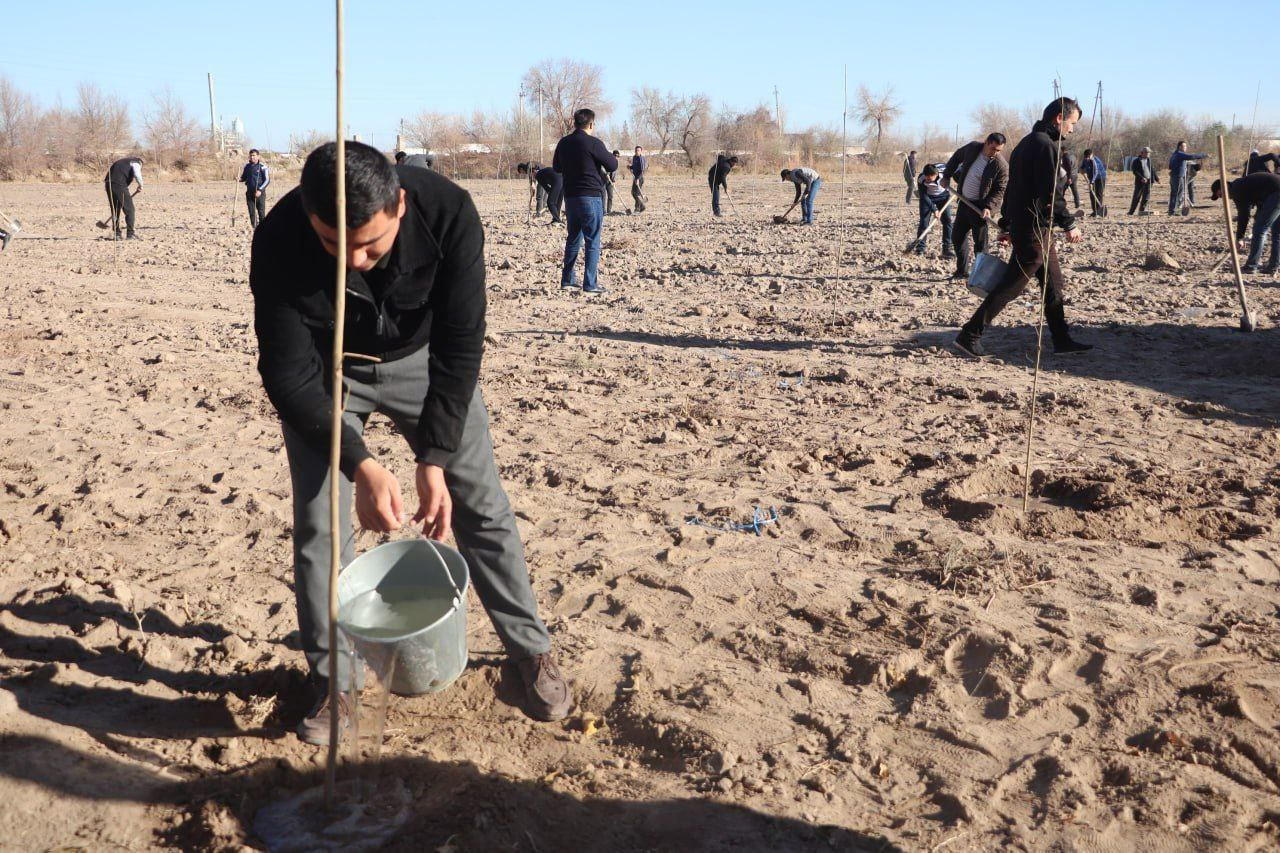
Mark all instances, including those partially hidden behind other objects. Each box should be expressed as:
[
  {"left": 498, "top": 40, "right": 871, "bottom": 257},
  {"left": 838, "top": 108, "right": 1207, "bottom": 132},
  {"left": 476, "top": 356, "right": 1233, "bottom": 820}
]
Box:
[{"left": 1, "top": 174, "right": 1279, "bottom": 851}]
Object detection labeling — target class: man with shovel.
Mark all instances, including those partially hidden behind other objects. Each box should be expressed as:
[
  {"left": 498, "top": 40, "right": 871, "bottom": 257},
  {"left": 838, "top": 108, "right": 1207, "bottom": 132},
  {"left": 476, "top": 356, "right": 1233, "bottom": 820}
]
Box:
[
  {"left": 1212, "top": 171, "right": 1280, "bottom": 274},
  {"left": 708, "top": 153, "right": 738, "bottom": 217},
  {"left": 954, "top": 98, "right": 1093, "bottom": 358},
  {"left": 629, "top": 146, "right": 647, "bottom": 214},
  {"left": 250, "top": 141, "right": 572, "bottom": 745},
  {"left": 780, "top": 167, "right": 821, "bottom": 224},
  {"left": 1167, "top": 141, "right": 1207, "bottom": 216},
  {"left": 942, "top": 132, "right": 1008, "bottom": 278},
  {"left": 1129, "top": 147, "right": 1158, "bottom": 215},
  {"left": 100, "top": 155, "right": 144, "bottom": 239}
]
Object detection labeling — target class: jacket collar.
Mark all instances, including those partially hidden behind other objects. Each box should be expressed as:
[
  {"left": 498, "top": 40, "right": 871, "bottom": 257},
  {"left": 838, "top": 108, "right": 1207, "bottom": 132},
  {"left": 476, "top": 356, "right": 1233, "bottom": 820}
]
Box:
[
  {"left": 384, "top": 191, "right": 443, "bottom": 278},
  {"left": 1032, "top": 120, "right": 1062, "bottom": 142}
]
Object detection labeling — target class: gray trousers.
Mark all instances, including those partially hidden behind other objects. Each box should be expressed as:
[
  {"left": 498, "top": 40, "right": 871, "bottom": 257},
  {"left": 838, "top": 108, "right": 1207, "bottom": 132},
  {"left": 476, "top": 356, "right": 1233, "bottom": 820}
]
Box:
[
  {"left": 282, "top": 344, "right": 550, "bottom": 689},
  {"left": 631, "top": 175, "right": 646, "bottom": 212}
]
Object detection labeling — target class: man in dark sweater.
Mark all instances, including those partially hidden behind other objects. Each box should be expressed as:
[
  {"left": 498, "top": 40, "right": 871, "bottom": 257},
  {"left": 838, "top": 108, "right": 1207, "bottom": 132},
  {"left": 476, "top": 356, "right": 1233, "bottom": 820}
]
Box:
[
  {"left": 942, "top": 132, "right": 1008, "bottom": 278},
  {"left": 1167, "top": 141, "right": 1207, "bottom": 215},
  {"left": 1245, "top": 150, "right": 1279, "bottom": 175},
  {"left": 238, "top": 149, "right": 272, "bottom": 228},
  {"left": 552, "top": 108, "right": 617, "bottom": 292},
  {"left": 1129, "top": 147, "right": 1158, "bottom": 215},
  {"left": 1212, "top": 172, "right": 1280, "bottom": 274},
  {"left": 104, "top": 155, "right": 144, "bottom": 239},
  {"left": 629, "top": 146, "right": 647, "bottom": 213},
  {"left": 394, "top": 151, "right": 435, "bottom": 170},
  {"left": 708, "top": 153, "right": 738, "bottom": 217},
  {"left": 249, "top": 142, "right": 571, "bottom": 744},
  {"left": 955, "top": 98, "right": 1092, "bottom": 358}
]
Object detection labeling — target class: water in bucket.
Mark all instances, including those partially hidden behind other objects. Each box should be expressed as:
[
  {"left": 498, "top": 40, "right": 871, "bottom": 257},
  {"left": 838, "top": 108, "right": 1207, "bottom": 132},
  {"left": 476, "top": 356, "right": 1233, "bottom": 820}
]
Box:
[{"left": 339, "top": 585, "right": 456, "bottom": 640}]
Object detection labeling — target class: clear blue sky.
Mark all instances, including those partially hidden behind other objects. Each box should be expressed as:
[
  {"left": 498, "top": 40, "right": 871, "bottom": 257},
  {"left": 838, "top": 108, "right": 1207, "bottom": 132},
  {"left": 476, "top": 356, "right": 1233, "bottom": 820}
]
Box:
[{"left": 2, "top": 0, "right": 1273, "bottom": 152}]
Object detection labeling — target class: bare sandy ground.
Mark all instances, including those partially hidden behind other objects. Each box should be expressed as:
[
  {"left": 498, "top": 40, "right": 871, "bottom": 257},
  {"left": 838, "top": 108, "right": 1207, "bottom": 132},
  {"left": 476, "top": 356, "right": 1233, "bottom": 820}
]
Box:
[{"left": 1, "top": 173, "right": 1279, "bottom": 851}]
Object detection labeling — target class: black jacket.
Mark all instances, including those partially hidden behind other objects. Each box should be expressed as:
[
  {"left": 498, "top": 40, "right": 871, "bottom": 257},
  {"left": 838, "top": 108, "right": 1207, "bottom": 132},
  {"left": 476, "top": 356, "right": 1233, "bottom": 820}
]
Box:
[
  {"left": 552, "top": 129, "right": 618, "bottom": 197},
  {"left": 999, "top": 120, "right": 1076, "bottom": 235},
  {"left": 106, "top": 157, "right": 142, "bottom": 188},
  {"left": 942, "top": 141, "right": 1009, "bottom": 214},
  {"left": 1228, "top": 172, "right": 1280, "bottom": 240},
  {"left": 708, "top": 154, "right": 734, "bottom": 190},
  {"left": 1246, "top": 152, "right": 1279, "bottom": 175},
  {"left": 250, "top": 166, "right": 486, "bottom": 474}
]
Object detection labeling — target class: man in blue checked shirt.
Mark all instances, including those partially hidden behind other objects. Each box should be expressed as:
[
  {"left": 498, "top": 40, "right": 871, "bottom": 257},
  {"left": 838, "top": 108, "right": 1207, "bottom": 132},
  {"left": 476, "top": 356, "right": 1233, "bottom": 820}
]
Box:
[{"left": 239, "top": 148, "right": 272, "bottom": 228}]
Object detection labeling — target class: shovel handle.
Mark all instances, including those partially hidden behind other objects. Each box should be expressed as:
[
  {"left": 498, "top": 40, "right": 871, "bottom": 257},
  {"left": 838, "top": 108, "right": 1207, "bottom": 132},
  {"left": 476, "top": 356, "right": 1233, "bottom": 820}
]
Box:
[{"left": 1216, "top": 135, "right": 1253, "bottom": 325}]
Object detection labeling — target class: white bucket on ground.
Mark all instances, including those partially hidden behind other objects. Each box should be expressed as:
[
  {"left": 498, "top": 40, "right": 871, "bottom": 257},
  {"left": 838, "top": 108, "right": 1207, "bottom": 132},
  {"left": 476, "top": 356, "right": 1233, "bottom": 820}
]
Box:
[
  {"left": 336, "top": 538, "right": 469, "bottom": 696},
  {"left": 968, "top": 252, "right": 1008, "bottom": 298}
]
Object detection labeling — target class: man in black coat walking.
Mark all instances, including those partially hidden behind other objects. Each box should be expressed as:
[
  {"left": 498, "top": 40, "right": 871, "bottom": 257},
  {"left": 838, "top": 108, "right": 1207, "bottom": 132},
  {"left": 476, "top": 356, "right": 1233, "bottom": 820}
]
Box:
[{"left": 955, "top": 98, "right": 1092, "bottom": 358}]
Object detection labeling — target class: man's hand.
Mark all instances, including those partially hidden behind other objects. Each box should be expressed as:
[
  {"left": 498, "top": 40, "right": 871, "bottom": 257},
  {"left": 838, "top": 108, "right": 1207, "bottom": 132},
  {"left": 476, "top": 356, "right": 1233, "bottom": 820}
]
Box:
[
  {"left": 133, "top": 187, "right": 142, "bottom": 196},
  {"left": 255, "top": 190, "right": 262, "bottom": 198},
  {"left": 933, "top": 211, "right": 941, "bottom": 220},
  {"left": 354, "top": 458, "right": 404, "bottom": 532},
  {"left": 413, "top": 463, "right": 452, "bottom": 542},
  {"left": 1064, "top": 227, "right": 1083, "bottom": 244},
  {"left": 997, "top": 231, "right": 1012, "bottom": 245}
]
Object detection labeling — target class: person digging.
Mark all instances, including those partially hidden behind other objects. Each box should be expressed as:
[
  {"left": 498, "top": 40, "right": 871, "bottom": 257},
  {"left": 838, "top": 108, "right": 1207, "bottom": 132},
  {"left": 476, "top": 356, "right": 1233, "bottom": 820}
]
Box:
[{"left": 250, "top": 141, "right": 572, "bottom": 745}]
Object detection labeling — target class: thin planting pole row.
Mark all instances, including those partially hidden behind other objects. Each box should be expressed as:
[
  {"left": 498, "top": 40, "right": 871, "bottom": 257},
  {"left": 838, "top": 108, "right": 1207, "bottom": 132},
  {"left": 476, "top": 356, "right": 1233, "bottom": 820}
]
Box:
[{"left": 324, "top": 0, "right": 348, "bottom": 810}]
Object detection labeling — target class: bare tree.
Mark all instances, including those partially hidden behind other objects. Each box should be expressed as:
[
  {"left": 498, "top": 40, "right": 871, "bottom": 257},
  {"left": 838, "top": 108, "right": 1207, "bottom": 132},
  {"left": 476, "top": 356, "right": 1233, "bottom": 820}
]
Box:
[
  {"left": 73, "top": 82, "right": 132, "bottom": 165},
  {"left": 855, "top": 85, "right": 901, "bottom": 148},
  {"left": 142, "top": 87, "right": 202, "bottom": 168},
  {"left": 405, "top": 110, "right": 465, "bottom": 158},
  {"left": 715, "top": 105, "right": 783, "bottom": 168},
  {"left": 0, "top": 75, "right": 40, "bottom": 177},
  {"left": 970, "top": 103, "right": 1025, "bottom": 147},
  {"left": 289, "top": 129, "right": 330, "bottom": 159},
  {"left": 630, "top": 86, "right": 680, "bottom": 152},
  {"left": 522, "top": 59, "right": 610, "bottom": 137},
  {"left": 675, "top": 94, "right": 712, "bottom": 167}
]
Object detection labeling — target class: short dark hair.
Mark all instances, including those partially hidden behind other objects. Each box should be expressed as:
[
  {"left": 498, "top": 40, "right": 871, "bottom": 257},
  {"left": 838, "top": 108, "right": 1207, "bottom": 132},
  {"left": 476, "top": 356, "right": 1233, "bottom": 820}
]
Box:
[
  {"left": 923, "top": 163, "right": 938, "bottom": 176},
  {"left": 1083, "top": 148, "right": 1093, "bottom": 157},
  {"left": 726, "top": 156, "right": 739, "bottom": 166},
  {"left": 635, "top": 145, "right": 642, "bottom": 151},
  {"left": 249, "top": 148, "right": 260, "bottom": 155},
  {"left": 985, "top": 133, "right": 1006, "bottom": 146},
  {"left": 1211, "top": 178, "right": 1224, "bottom": 199},
  {"left": 1176, "top": 140, "right": 1186, "bottom": 148},
  {"left": 909, "top": 149, "right": 917, "bottom": 154},
  {"left": 301, "top": 141, "right": 400, "bottom": 228},
  {"left": 780, "top": 169, "right": 791, "bottom": 180},
  {"left": 1041, "top": 97, "right": 1081, "bottom": 123},
  {"left": 394, "top": 151, "right": 407, "bottom": 163},
  {"left": 612, "top": 149, "right": 620, "bottom": 156},
  {"left": 573, "top": 108, "right": 595, "bottom": 129}
]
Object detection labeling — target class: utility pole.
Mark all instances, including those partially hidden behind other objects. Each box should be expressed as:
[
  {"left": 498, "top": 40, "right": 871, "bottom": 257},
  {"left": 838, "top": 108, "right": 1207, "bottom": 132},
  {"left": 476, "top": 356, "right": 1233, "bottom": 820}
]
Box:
[
  {"left": 773, "top": 85, "right": 783, "bottom": 136},
  {"left": 206, "top": 73, "right": 219, "bottom": 154},
  {"left": 538, "top": 89, "right": 544, "bottom": 160}
]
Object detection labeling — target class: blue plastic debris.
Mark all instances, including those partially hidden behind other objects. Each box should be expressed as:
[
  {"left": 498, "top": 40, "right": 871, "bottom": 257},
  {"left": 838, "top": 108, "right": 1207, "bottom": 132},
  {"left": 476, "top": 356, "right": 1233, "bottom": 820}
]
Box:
[{"left": 685, "top": 506, "right": 781, "bottom": 536}]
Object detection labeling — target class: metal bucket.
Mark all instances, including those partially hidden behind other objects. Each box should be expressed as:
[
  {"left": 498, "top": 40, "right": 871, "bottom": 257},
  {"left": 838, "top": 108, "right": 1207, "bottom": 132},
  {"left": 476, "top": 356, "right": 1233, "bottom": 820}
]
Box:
[
  {"left": 968, "top": 251, "right": 1008, "bottom": 298},
  {"left": 336, "top": 538, "right": 469, "bottom": 696}
]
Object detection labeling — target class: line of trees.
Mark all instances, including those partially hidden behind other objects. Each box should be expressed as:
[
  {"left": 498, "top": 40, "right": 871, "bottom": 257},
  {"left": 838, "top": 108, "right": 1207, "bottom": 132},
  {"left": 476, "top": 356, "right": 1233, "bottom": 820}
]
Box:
[
  {"left": 0, "top": 65, "right": 1271, "bottom": 181},
  {"left": 0, "top": 76, "right": 206, "bottom": 179}
]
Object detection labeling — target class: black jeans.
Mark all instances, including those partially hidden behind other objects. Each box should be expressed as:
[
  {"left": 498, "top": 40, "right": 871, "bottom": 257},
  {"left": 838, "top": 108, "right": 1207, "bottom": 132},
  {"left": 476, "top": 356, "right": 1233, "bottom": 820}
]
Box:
[
  {"left": 1068, "top": 175, "right": 1080, "bottom": 207},
  {"left": 952, "top": 202, "right": 988, "bottom": 272},
  {"left": 601, "top": 180, "right": 614, "bottom": 214},
  {"left": 1129, "top": 180, "right": 1151, "bottom": 214},
  {"left": 631, "top": 175, "right": 646, "bottom": 212},
  {"left": 246, "top": 191, "right": 266, "bottom": 227},
  {"left": 961, "top": 229, "right": 1071, "bottom": 345},
  {"left": 105, "top": 180, "right": 136, "bottom": 236},
  {"left": 1088, "top": 177, "right": 1106, "bottom": 215}
]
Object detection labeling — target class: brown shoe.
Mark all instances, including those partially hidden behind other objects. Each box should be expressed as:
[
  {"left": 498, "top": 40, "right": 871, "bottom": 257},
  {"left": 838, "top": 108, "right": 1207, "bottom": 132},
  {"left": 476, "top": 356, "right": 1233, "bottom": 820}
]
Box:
[
  {"left": 516, "top": 652, "right": 572, "bottom": 721},
  {"left": 296, "top": 692, "right": 353, "bottom": 746}
]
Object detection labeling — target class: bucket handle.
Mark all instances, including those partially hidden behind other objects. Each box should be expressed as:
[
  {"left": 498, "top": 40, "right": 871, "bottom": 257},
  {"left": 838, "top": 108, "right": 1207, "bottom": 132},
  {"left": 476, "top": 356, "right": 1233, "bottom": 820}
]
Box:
[{"left": 421, "top": 536, "right": 464, "bottom": 605}]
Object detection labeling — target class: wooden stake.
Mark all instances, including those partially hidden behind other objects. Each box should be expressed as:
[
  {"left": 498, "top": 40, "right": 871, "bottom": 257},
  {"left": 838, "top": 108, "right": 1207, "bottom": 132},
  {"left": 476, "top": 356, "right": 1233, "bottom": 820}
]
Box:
[
  {"left": 1215, "top": 134, "right": 1256, "bottom": 332},
  {"left": 1022, "top": 95, "right": 1068, "bottom": 512},
  {"left": 324, "top": 0, "right": 348, "bottom": 810},
  {"left": 837, "top": 65, "right": 847, "bottom": 282}
]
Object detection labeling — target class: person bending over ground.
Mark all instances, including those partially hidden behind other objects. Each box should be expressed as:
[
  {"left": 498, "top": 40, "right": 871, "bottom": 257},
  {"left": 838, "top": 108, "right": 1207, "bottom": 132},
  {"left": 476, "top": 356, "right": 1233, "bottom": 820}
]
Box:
[
  {"left": 553, "top": 108, "right": 617, "bottom": 293},
  {"left": 1245, "top": 150, "right": 1279, "bottom": 175},
  {"left": 629, "top": 146, "right": 647, "bottom": 213},
  {"left": 104, "top": 156, "right": 144, "bottom": 240},
  {"left": 1081, "top": 148, "right": 1107, "bottom": 217},
  {"left": 394, "top": 150, "right": 435, "bottom": 170},
  {"left": 0, "top": 210, "right": 20, "bottom": 252},
  {"left": 780, "top": 167, "right": 821, "bottom": 224},
  {"left": 516, "top": 162, "right": 545, "bottom": 215},
  {"left": 955, "top": 97, "right": 1093, "bottom": 358},
  {"left": 914, "top": 165, "right": 954, "bottom": 258},
  {"left": 1212, "top": 171, "right": 1280, "bottom": 274},
  {"left": 239, "top": 148, "right": 272, "bottom": 228},
  {"left": 942, "top": 132, "right": 1008, "bottom": 278},
  {"left": 708, "top": 153, "right": 738, "bottom": 217},
  {"left": 250, "top": 141, "right": 572, "bottom": 745},
  {"left": 534, "top": 167, "right": 563, "bottom": 224},
  {"left": 1167, "top": 141, "right": 1207, "bottom": 215},
  {"left": 1129, "top": 147, "right": 1158, "bottom": 215}
]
